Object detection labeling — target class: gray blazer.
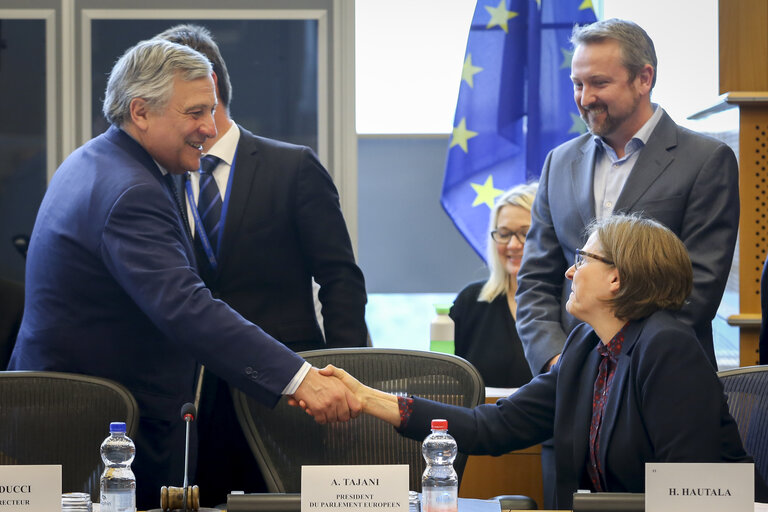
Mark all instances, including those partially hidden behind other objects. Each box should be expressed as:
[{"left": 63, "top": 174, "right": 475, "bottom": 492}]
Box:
[{"left": 516, "top": 110, "right": 739, "bottom": 373}]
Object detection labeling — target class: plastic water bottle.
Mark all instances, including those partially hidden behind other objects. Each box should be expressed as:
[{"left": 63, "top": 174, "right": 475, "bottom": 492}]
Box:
[
  {"left": 100, "top": 422, "right": 136, "bottom": 512},
  {"left": 421, "top": 419, "right": 458, "bottom": 512},
  {"left": 429, "top": 305, "right": 454, "bottom": 354}
]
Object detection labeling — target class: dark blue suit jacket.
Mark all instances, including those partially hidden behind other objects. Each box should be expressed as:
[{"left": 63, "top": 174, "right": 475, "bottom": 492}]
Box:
[
  {"left": 183, "top": 126, "right": 368, "bottom": 503},
  {"left": 9, "top": 126, "right": 305, "bottom": 508},
  {"left": 188, "top": 125, "right": 367, "bottom": 350},
  {"left": 517, "top": 111, "right": 739, "bottom": 373},
  {"left": 401, "top": 311, "right": 759, "bottom": 509}
]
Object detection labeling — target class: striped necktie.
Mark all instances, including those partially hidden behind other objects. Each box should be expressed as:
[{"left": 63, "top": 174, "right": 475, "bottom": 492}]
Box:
[{"left": 196, "top": 155, "right": 222, "bottom": 253}]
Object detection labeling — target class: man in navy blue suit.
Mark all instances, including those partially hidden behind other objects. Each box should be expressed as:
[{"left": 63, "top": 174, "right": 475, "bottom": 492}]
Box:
[
  {"left": 153, "top": 24, "right": 369, "bottom": 505},
  {"left": 8, "top": 38, "right": 360, "bottom": 510}
]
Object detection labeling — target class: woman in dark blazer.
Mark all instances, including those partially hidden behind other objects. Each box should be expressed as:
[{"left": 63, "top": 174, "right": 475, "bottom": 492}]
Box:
[
  {"left": 318, "top": 214, "right": 767, "bottom": 509},
  {"left": 450, "top": 183, "right": 537, "bottom": 388}
]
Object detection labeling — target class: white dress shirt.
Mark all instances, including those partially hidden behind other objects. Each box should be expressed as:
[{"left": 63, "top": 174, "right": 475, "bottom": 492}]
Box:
[
  {"left": 592, "top": 104, "right": 664, "bottom": 219},
  {"left": 185, "top": 122, "right": 240, "bottom": 234}
]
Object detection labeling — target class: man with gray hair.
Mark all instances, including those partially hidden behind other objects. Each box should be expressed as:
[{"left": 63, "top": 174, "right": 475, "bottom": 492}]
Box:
[
  {"left": 152, "top": 24, "right": 369, "bottom": 505},
  {"left": 515, "top": 18, "right": 738, "bottom": 508},
  {"left": 8, "top": 38, "right": 360, "bottom": 509}
]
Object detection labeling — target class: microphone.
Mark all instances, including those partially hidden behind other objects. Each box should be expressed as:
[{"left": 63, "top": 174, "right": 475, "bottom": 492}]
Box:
[
  {"left": 181, "top": 402, "right": 196, "bottom": 421},
  {"left": 157, "top": 402, "right": 202, "bottom": 511},
  {"left": 181, "top": 402, "right": 196, "bottom": 512},
  {"left": 12, "top": 234, "right": 29, "bottom": 260}
]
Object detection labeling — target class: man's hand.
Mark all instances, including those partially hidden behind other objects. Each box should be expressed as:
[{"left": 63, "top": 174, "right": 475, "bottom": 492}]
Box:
[{"left": 290, "top": 366, "right": 362, "bottom": 424}]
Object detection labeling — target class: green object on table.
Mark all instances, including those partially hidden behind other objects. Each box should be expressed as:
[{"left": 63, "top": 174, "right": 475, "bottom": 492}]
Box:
[
  {"left": 430, "top": 339, "right": 455, "bottom": 354},
  {"left": 430, "top": 303, "right": 454, "bottom": 354}
]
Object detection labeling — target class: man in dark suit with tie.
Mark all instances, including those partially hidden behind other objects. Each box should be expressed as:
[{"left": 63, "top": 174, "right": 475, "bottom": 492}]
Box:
[
  {"left": 154, "top": 25, "right": 368, "bottom": 505},
  {"left": 8, "top": 38, "right": 360, "bottom": 510},
  {"left": 515, "top": 18, "right": 739, "bottom": 508}
]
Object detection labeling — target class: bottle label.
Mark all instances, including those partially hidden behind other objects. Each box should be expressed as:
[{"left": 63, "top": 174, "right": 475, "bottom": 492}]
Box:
[
  {"left": 101, "top": 490, "right": 136, "bottom": 512},
  {"left": 429, "top": 340, "right": 455, "bottom": 355},
  {"left": 422, "top": 487, "right": 458, "bottom": 512}
]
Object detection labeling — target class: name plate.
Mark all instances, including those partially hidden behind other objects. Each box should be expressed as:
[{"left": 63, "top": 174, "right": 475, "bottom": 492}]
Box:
[
  {"left": 0, "top": 465, "right": 61, "bottom": 511},
  {"left": 645, "top": 462, "right": 753, "bottom": 512},
  {"left": 301, "top": 465, "right": 408, "bottom": 512}
]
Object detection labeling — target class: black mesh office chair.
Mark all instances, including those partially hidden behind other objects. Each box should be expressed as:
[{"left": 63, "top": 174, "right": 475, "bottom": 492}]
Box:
[
  {"left": 718, "top": 365, "right": 768, "bottom": 484},
  {"left": 232, "top": 348, "right": 485, "bottom": 493},
  {"left": 0, "top": 371, "right": 139, "bottom": 503}
]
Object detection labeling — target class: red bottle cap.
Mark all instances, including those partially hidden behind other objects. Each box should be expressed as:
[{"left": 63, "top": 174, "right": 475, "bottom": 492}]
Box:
[{"left": 431, "top": 419, "right": 448, "bottom": 430}]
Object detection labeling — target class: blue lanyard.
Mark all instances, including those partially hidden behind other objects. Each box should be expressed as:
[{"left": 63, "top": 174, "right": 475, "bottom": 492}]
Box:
[{"left": 185, "top": 148, "right": 238, "bottom": 271}]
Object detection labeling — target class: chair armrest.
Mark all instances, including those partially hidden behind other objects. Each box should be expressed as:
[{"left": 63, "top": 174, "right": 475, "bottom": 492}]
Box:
[
  {"left": 490, "top": 494, "right": 538, "bottom": 510},
  {"left": 572, "top": 492, "right": 644, "bottom": 511}
]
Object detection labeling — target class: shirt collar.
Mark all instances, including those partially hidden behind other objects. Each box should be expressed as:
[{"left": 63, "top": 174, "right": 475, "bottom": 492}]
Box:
[
  {"left": 593, "top": 103, "right": 664, "bottom": 158},
  {"left": 203, "top": 122, "right": 240, "bottom": 167},
  {"left": 597, "top": 321, "right": 630, "bottom": 360},
  {"left": 118, "top": 127, "right": 170, "bottom": 176}
]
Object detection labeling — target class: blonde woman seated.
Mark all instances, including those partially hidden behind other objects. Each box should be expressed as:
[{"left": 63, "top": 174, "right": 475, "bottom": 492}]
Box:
[
  {"left": 450, "top": 183, "right": 536, "bottom": 388},
  {"left": 316, "top": 214, "right": 768, "bottom": 509}
]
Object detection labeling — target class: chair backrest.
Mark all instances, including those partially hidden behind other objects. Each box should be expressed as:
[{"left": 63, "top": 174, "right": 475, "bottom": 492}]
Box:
[
  {"left": 717, "top": 365, "right": 768, "bottom": 483},
  {"left": 232, "top": 348, "right": 485, "bottom": 493},
  {"left": 0, "top": 371, "right": 139, "bottom": 503}
]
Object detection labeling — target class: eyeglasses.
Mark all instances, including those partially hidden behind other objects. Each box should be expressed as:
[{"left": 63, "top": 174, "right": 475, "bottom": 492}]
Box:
[
  {"left": 491, "top": 229, "right": 527, "bottom": 245},
  {"left": 574, "top": 249, "right": 614, "bottom": 270}
]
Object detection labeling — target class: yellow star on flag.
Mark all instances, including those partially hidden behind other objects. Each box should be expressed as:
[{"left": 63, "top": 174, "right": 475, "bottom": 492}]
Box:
[
  {"left": 471, "top": 175, "right": 504, "bottom": 209},
  {"left": 449, "top": 118, "right": 479, "bottom": 153},
  {"left": 579, "top": 0, "right": 596, "bottom": 15},
  {"left": 462, "top": 54, "right": 483, "bottom": 88},
  {"left": 560, "top": 47, "right": 574, "bottom": 69},
  {"left": 485, "top": 0, "right": 518, "bottom": 34},
  {"left": 568, "top": 112, "right": 588, "bottom": 134}
]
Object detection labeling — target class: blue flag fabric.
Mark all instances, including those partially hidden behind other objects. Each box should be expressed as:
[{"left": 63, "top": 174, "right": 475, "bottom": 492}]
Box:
[{"left": 441, "top": 0, "right": 597, "bottom": 261}]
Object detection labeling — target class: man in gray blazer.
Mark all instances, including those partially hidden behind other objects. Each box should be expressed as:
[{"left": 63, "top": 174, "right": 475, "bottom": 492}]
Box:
[
  {"left": 516, "top": 18, "right": 739, "bottom": 509},
  {"left": 517, "top": 18, "right": 737, "bottom": 374}
]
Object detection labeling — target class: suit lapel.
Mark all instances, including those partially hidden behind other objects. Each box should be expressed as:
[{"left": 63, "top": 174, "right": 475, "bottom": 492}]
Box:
[
  {"left": 597, "top": 320, "right": 643, "bottom": 475},
  {"left": 161, "top": 172, "right": 197, "bottom": 267},
  {"left": 613, "top": 112, "right": 677, "bottom": 213},
  {"left": 107, "top": 127, "right": 197, "bottom": 262},
  {"left": 215, "top": 126, "right": 259, "bottom": 275},
  {"left": 570, "top": 137, "right": 598, "bottom": 227},
  {"left": 170, "top": 173, "right": 191, "bottom": 232},
  {"left": 566, "top": 330, "right": 602, "bottom": 481}
]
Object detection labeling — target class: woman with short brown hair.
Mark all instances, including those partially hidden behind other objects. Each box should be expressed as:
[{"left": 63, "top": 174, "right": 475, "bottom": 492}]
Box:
[{"left": 314, "top": 214, "right": 767, "bottom": 509}]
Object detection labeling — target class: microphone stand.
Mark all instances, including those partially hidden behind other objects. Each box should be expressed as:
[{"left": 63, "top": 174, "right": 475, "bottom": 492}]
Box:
[{"left": 180, "top": 403, "right": 196, "bottom": 512}]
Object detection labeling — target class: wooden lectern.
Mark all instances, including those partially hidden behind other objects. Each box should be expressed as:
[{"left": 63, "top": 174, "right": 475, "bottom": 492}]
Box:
[{"left": 717, "top": 0, "right": 768, "bottom": 365}]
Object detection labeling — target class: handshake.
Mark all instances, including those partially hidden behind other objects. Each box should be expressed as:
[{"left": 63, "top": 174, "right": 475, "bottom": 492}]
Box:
[{"left": 289, "top": 365, "right": 401, "bottom": 427}]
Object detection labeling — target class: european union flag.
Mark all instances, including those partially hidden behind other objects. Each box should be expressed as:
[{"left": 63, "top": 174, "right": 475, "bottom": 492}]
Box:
[{"left": 441, "top": 0, "right": 597, "bottom": 261}]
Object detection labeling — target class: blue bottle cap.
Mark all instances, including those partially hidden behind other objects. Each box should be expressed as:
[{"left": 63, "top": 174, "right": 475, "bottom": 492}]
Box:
[{"left": 109, "top": 422, "right": 127, "bottom": 433}]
